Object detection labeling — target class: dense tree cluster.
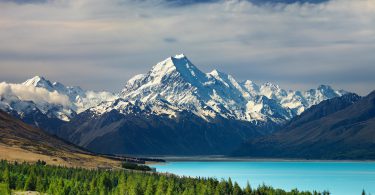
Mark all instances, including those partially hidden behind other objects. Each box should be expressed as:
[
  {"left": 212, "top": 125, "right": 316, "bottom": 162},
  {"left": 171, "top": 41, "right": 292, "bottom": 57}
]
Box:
[
  {"left": 0, "top": 160, "right": 329, "bottom": 195},
  {"left": 121, "top": 162, "right": 153, "bottom": 171}
]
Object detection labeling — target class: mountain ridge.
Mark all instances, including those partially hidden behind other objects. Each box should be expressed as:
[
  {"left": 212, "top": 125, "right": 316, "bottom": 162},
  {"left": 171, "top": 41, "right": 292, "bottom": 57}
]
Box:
[
  {"left": 233, "top": 91, "right": 375, "bottom": 159},
  {"left": 0, "top": 54, "right": 352, "bottom": 156},
  {"left": 0, "top": 54, "right": 346, "bottom": 126},
  {"left": 118, "top": 54, "right": 346, "bottom": 124},
  {"left": 48, "top": 54, "right": 350, "bottom": 155}
]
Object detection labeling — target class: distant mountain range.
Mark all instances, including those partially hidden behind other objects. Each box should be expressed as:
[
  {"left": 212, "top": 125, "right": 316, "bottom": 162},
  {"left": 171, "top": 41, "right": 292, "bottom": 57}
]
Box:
[
  {"left": 233, "top": 91, "right": 375, "bottom": 159},
  {"left": 0, "top": 54, "right": 351, "bottom": 156},
  {"left": 0, "top": 76, "right": 116, "bottom": 121}
]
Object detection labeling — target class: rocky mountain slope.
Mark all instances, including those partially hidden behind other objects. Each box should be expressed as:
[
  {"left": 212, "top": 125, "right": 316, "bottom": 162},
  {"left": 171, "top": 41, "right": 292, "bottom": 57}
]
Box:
[
  {"left": 0, "top": 76, "right": 116, "bottom": 132},
  {"left": 55, "top": 54, "right": 347, "bottom": 155},
  {"left": 0, "top": 54, "right": 348, "bottom": 155},
  {"left": 117, "top": 54, "right": 346, "bottom": 124},
  {"left": 233, "top": 92, "right": 375, "bottom": 159}
]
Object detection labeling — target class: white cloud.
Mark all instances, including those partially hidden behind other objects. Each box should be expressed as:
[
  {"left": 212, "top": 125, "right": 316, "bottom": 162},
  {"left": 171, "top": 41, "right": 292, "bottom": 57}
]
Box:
[
  {"left": 0, "top": 82, "right": 70, "bottom": 106},
  {"left": 0, "top": 0, "right": 374, "bottom": 95}
]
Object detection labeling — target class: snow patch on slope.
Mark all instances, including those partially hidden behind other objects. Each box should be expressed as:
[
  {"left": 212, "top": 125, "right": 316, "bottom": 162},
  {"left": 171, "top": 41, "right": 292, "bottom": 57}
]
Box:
[
  {"left": 1, "top": 76, "right": 117, "bottom": 121},
  {"left": 0, "top": 82, "right": 70, "bottom": 106},
  {"left": 0, "top": 54, "right": 348, "bottom": 125},
  {"left": 114, "top": 54, "right": 347, "bottom": 124}
]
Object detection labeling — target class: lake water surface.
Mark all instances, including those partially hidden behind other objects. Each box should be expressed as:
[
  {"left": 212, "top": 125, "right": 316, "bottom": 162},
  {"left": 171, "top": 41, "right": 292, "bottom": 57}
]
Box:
[{"left": 151, "top": 161, "right": 375, "bottom": 195}]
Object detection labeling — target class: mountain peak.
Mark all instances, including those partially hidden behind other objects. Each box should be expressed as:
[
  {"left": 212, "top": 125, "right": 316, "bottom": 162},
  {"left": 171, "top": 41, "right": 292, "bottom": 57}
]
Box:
[
  {"left": 316, "top": 84, "right": 339, "bottom": 97},
  {"left": 23, "top": 75, "right": 46, "bottom": 84},
  {"left": 22, "top": 76, "right": 54, "bottom": 90},
  {"left": 153, "top": 54, "right": 189, "bottom": 70},
  {"left": 148, "top": 54, "right": 207, "bottom": 82},
  {"left": 119, "top": 55, "right": 351, "bottom": 124},
  {"left": 317, "top": 84, "right": 333, "bottom": 91}
]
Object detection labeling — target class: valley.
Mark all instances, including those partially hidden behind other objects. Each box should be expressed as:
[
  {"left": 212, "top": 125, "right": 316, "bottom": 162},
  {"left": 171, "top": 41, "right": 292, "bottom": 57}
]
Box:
[
  {"left": 0, "top": 55, "right": 374, "bottom": 195},
  {"left": 1, "top": 0, "right": 374, "bottom": 194}
]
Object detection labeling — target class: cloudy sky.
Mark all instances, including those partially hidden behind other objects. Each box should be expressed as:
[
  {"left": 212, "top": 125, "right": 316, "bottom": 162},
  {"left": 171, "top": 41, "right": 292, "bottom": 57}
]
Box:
[{"left": 0, "top": 0, "right": 374, "bottom": 95}]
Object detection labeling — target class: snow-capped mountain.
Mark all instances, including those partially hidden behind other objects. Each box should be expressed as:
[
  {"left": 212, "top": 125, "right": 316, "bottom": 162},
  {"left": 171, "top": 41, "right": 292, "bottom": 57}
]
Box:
[
  {"left": 23, "top": 76, "right": 117, "bottom": 113},
  {"left": 56, "top": 54, "right": 349, "bottom": 155},
  {"left": 0, "top": 76, "right": 117, "bottom": 122},
  {"left": 103, "top": 54, "right": 346, "bottom": 124},
  {"left": 255, "top": 82, "right": 347, "bottom": 115},
  {"left": 0, "top": 54, "right": 351, "bottom": 155},
  {"left": 0, "top": 54, "right": 346, "bottom": 126}
]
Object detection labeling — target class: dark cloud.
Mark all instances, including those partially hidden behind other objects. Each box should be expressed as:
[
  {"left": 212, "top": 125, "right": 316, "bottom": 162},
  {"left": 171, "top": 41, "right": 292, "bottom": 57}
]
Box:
[
  {"left": 163, "top": 0, "right": 329, "bottom": 6},
  {"left": 250, "top": 0, "right": 329, "bottom": 5}
]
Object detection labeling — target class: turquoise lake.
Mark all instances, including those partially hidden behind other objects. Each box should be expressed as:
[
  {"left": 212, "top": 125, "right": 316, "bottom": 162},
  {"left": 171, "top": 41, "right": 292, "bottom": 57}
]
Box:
[{"left": 151, "top": 161, "right": 375, "bottom": 195}]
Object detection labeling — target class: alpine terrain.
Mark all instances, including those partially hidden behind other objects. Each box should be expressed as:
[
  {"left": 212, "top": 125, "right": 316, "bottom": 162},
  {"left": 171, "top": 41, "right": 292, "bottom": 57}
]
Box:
[
  {"left": 233, "top": 91, "right": 375, "bottom": 159},
  {"left": 0, "top": 54, "right": 347, "bottom": 155}
]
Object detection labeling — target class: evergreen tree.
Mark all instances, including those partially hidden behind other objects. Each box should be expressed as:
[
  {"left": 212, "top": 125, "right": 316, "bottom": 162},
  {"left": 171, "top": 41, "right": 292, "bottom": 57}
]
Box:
[
  {"left": 129, "top": 180, "right": 142, "bottom": 195},
  {"left": 2, "top": 166, "right": 10, "bottom": 185},
  {"left": 15, "top": 175, "right": 24, "bottom": 190},
  {"left": 99, "top": 172, "right": 112, "bottom": 193},
  {"left": 89, "top": 176, "right": 99, "bottom": 194},
  {"left": 166, "top": 178, "right": 175, "bottom": 195},
  {"left": 244, "top": 181, "right": 252, "bottom": 194},
  {"left": 0, "top": 166, "right": 11, "bottom": 195},
  {"left": 182, "top": 187, "right": 196, "bottom": 195},
  {"left": 155, "top": 175, "right": 167, "bottom": 195},
  {"left": 144, "top": 176, "right": 155, "bottom": 195},
  {"left": 35, "top": 177, "right": 44, "bottom": 192},
  {"left": 228, "top": 177, "right": 233, "bottom": 194},
  {"left": 219, "top": 179, "right": 230, "bottom": 195},
  {"left": 117, "top": 173, "right": 127, "bottom": 195},
  {"left": 233, "top": 182, "right": 243, "bottom": 195},
  {"left": 24, "top": 172, "right": 36, "bottom": 191}
]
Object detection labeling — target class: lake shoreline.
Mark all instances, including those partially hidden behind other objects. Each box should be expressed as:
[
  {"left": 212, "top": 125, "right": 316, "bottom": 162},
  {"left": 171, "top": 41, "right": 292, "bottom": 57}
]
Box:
[
  {"left": 150, "top": 160, "right": 375, "bottom": 195},
  {"left": 138, "top": 155, "right": 375, "bottom": 163}
]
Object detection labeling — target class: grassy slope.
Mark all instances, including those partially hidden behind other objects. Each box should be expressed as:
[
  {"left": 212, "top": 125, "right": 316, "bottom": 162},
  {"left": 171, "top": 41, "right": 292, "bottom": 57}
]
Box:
[{"left": 0, "top": 110, "right": 123, "bottom": 168}]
